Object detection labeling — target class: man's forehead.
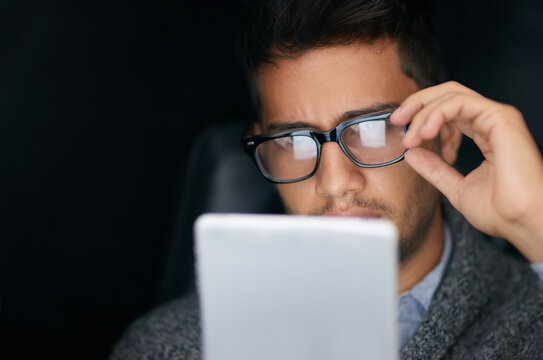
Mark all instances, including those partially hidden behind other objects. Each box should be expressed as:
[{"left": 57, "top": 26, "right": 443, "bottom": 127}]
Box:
[
  {"left": 262, "top": 101, "right": 400, "bottom": 133},
  {"left": 254, "top": 41, "right": 417, "bottom": 133}
]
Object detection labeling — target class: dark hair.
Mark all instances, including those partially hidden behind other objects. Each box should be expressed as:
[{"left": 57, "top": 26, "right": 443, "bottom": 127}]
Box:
[{"left": 240, "top": 0, "right": 444, "bottom": 101}]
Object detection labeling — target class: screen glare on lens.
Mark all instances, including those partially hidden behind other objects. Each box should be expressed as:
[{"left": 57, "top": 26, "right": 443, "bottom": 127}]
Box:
[
  {"left": 293, "top": 136, "right": 317, "bottom": 160},
  {"left": 358, "top": 120, "right": 386, "bottom": 148}
]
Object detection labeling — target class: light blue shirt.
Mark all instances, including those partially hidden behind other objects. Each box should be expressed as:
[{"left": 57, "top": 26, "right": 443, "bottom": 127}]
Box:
[{"left": 397, "top": 224, "right": 543, "bottom": 350}]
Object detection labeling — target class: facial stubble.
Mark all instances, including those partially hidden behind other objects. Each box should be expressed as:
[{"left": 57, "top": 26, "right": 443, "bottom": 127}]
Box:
[{"left": 282, "top": 177, "right": 440, "bottom": 264}]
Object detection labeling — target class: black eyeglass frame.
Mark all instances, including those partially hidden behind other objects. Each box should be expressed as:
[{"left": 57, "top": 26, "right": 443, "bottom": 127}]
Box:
[{"left": 242, "top": 110, "right": 407, "bottom": 184}]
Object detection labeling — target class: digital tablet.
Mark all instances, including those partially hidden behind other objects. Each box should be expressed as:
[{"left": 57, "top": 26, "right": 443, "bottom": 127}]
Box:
[{"left": 194, "top": 213, "right": 398, "bottom": 360}]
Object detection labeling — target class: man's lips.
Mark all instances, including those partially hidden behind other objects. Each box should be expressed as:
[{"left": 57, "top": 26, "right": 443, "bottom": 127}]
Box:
[{"left": 322, "top": 209, "right": 381, "bottom": 218}]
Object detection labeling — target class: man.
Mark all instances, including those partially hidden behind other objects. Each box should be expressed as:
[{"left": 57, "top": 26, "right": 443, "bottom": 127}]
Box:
[{"left": 112, "top": 0, "right": 543, "bottom": 358}]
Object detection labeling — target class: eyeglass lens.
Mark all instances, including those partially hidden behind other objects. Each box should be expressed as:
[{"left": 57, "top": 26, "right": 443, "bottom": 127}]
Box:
[
  {"left": 256, "top": 135, "right": 318, "bottom": 181},
  {"left": 341, "top": 119, "right": 405, "bottom": 165},
  {"left": 255, "top": 119, "right": 405, "bottom": 181}
]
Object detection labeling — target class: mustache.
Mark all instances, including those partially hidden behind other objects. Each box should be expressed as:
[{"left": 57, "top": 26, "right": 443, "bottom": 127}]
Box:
[{"left": 309, "top": 197, "right": 393, "bottom": 217}]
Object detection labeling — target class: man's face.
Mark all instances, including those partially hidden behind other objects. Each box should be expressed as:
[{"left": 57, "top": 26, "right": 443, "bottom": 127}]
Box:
[{"left": 255, "top": 41, "right": 441, "bottom": 262}]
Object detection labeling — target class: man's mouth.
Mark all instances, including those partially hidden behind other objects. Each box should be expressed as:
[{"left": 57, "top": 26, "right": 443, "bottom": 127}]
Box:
[{"left": 322, "top": 209, "right": 381, "bottom": 218}]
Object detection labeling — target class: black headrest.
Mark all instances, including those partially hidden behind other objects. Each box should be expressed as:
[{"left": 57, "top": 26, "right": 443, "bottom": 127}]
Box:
[{"left": 158, "top": 121, "right": 284, "bottom": 303}]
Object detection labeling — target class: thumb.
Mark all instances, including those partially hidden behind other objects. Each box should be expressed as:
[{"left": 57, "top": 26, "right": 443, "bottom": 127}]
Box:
[{"left": 404, "top": 148, "right": 463, "bottom": 208}]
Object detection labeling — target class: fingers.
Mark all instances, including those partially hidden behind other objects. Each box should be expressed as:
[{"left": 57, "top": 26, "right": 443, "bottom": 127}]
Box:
[
  {"left": 390, "top": 82, "right": 485, "bottom": 147},
  {"left": 390, "top": 82, "right": 508, "bottom": 151},
  {"left": 402, "top": 93, "right": 492, "bottom": 148},
  {"left": 391, "top": 81, "right": 479, "bottom": 123},
  {"left": 401, "top": 92, "right": 460, "bottom": 148},
  {"left": 404, "top": 148, "right": 464, "bottom": 209}
]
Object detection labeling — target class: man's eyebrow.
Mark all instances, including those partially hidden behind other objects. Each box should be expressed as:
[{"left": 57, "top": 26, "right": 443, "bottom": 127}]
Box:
[
  {"left": 339, "top": 101, "right": 400, "bottom": 122},
  {"left": 265, "top": 121, "right": 312, "bottom": 133},
  {"left": 264, "top": 101, "right": 400, "bottom": 133}
]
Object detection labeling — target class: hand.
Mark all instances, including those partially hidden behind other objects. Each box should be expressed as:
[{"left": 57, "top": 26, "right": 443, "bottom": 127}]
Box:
[{"left": 390, "top": 81, "right": 543, "bottom": 262}]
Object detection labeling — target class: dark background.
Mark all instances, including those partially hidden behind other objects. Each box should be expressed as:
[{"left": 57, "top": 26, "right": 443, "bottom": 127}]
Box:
[{"left": 2, "top": 1, "right": 542, "bottom": 359}]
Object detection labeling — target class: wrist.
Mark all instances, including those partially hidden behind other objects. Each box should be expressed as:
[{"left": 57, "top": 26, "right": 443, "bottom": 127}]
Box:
[{"left": 505, "top": 206, "right": 543, "bottom": 263}]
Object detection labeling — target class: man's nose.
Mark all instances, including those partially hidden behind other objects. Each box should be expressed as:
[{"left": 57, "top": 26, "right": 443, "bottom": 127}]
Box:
[{"left": 314, "top": 142, "right": 367, "bottom": 199}]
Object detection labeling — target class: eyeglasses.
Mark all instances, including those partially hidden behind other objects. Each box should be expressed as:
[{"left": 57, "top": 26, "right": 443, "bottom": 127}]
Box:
[{"left": 242, "top": 110, "right": 407, "bottom": 184}]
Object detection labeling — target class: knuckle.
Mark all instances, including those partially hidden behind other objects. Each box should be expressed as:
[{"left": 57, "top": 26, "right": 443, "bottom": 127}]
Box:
[
  {"left": 445, "top": 80, "right": 462, "bottom": 89},
  {"left": 503, "top": 104, "right": 522, "bottom": 117},
  {"left": 496, "top": 104, "right": 523, "bottom": 126},
  {"left": 447, "top": 91, "right": 463, "bottom": 101},
  {"left": 444, "top": 81, "right": 481, "bottom": 97},
  {"left": 440, "top": 92, "right": 466, "bottom": 108}
]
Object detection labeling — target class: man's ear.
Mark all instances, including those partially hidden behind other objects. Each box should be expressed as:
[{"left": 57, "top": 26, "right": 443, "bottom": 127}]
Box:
[{"left": 439, "top": 123, "right": 462, "bottom": 165}]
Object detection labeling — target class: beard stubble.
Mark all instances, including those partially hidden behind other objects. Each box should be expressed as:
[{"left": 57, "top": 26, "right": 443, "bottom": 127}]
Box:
[{"left": 303, "top": 177, "right": 440, "bottom": 264}]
